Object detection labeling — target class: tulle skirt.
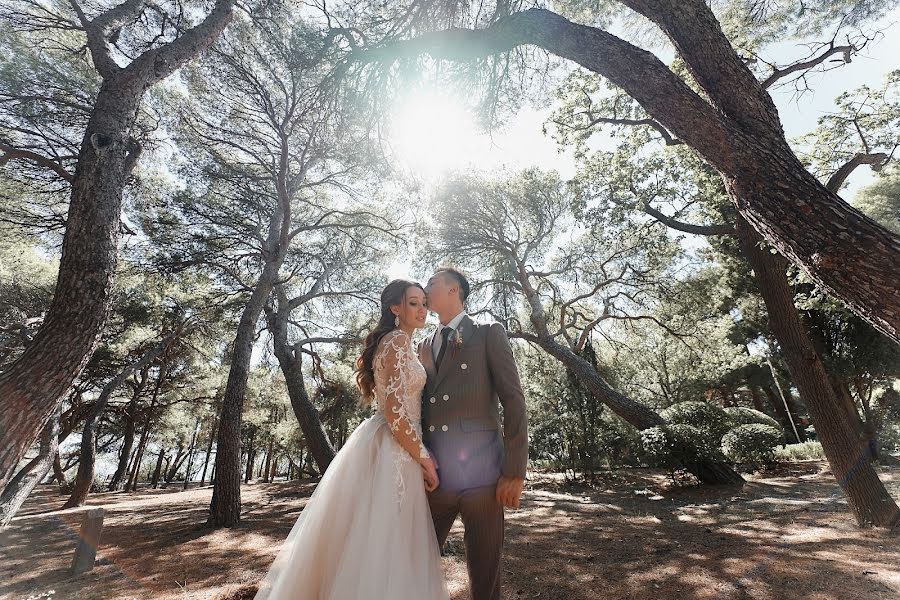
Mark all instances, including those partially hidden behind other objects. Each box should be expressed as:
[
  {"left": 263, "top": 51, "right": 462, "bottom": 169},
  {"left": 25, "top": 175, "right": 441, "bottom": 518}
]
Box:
[{"left": 254, "top": 413, "right": 449, "bottom": 600}]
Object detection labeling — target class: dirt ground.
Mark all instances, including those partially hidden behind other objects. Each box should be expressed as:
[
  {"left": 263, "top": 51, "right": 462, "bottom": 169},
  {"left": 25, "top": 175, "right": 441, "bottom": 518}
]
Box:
[{"left": 2, "top": 460, "right": 899, "bottom": 600}]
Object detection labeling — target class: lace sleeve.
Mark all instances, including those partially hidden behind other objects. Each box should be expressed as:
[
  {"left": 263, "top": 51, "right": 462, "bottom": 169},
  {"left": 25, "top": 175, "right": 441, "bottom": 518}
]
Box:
[{"left": 376, "top": 332, "right": 430, "bottom": 461}]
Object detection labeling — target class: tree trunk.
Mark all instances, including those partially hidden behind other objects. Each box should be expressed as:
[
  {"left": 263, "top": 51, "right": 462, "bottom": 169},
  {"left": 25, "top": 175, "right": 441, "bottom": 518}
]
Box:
[
  {"left": 262, "top": 438, "right": 273, "bottom": 483},
  {"left": 738, "top": 217, "right": 900, "bottom": 527},
  {"left": 164, "top": 444, "right": 186, "bottom": 485},
  {"left": 183, "top": 420, "right": 201, "bottom": 490},
  {"left": 208, "top": 257, "right": 285, "bottom": 526},
  {"left": 151, "top": 449, "right": 166, "bottom": 488},
  {"left": 52, "top": 451, "right": 70, "bottom": 494},
  {"left": 0, "top": 408, "right": 60, "bottom": 528},
  {"left": 244, "top": 431, "right": 256, "bottom": 484},
  {"left": 107, "top": 384, "right": 143, "bottom": 491},
  {"left": 267, "top": 286, "right": 336, "bottom": 473},
  {"left": 200, "top": 416, "right": 218, "bottom": 486},
  {"left": 127, "top": 363, "right": 168, "bottom": 492}
]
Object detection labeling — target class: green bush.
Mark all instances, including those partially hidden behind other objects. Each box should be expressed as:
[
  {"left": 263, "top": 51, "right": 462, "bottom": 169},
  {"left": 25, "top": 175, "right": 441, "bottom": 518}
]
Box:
[
  {"left": 640, "top": 424, "right": 721, "bottom": 471},
  {"left": 723, "top": 407, "right": 784, "bottom": 433},
  {"left": 774, "top": 441, "right": 826, "bottom": 461},
  {"left": 660, "top": 401, "right": 733, "bottom": 444},
  {"left": 721, "top": 424, "right": 783, "bottom": 465}
]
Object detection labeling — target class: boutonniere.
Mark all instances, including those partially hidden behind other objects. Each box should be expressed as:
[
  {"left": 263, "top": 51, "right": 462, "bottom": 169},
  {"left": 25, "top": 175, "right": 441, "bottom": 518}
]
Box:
[{"left": 452, "top": 327, "right": 464, "bottom": 349}]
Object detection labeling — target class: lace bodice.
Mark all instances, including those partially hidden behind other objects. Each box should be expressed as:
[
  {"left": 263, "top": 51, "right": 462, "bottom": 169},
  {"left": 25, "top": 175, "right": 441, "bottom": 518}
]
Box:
[{"left": 373, "top": 329, "right": 429, "bottom": 461}]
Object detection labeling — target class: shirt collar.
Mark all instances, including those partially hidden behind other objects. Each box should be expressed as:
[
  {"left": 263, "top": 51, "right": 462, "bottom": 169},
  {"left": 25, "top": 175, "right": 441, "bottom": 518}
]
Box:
[{"left": 439, "top": 311, "right": 467, "bottom": 332}]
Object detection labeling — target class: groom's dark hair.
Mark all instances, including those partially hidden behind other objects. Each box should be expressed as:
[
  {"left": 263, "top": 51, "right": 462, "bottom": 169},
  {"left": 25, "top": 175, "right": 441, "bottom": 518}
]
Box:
[{"left": 435, "top": 266, "right": 470, "bottom": 302}]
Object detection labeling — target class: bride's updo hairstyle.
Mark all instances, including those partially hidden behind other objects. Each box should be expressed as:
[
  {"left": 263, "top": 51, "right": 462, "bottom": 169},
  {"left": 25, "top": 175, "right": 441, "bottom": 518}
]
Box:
[{"left": 355, "top": 279, "right": 424, "bottom": 402}]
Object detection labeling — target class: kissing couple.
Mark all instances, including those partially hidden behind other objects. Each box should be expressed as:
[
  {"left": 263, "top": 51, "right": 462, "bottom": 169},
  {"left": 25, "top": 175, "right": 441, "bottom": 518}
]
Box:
[{"left": 255, "top": 267, "right": 529, "bottom": 600}]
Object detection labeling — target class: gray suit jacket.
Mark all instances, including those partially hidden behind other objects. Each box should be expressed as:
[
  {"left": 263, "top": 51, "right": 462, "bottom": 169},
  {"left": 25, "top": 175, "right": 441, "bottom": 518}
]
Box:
[{"left": 418, "top": 316, "right": 528, "bottom": 492}]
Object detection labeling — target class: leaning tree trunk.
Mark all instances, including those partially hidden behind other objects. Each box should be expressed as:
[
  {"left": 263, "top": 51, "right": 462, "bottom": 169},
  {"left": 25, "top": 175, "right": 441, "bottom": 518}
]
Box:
[
  {"left": 267, "top": 286, "right": 336, "bottom": 473},
  {"left": 535, "top": 335, "right": 744, "bottom": 485},
  {"left": 376, "top": 5, "right": 900, "bottom": 341},
  {"left": 107, "top": 384, "right": 144, "bottom": 491},
  {"left": 738, "top": 218, "right": 900, "bottom": 527},
  {"left": 512, "top": 251, "right": 743, "bottom": 485},
  {"left": 0, "top": 408, "right": 60, "bottom": 528},
  {"left": 63, "top": 328, "right": 185, "bottom": 508},
  {"left": 0, "top": 0, "right": 236, "bottom": 493},
  {"left": 208, "top": 200, "right": 289, "bottom": 526},
  {"left": 127, "top": 362, "right": 168, "bottom": 492}
]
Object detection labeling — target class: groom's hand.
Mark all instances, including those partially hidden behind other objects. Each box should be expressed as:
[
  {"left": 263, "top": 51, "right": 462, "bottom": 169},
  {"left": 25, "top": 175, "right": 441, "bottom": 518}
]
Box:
[{"left": 496, "top": 476, "right": 525, "bottom": 509}]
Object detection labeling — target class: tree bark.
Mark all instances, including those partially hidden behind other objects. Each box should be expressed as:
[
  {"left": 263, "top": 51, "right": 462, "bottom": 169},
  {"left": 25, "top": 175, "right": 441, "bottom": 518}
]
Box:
[
  {"left": 737, "top": 217, "right": 900, "bottom": 526},
  {"left": 0, "top": 0, "right": 236, "bottom": 493},
  {"left": 0, "top": 408, "right": 60, "bottom": 528},
  {"left": 267, "top": 285, "right": 336, "bottom": 473},
  {"left": 369, "top": 6, "right": 900, "bottom": 342}
]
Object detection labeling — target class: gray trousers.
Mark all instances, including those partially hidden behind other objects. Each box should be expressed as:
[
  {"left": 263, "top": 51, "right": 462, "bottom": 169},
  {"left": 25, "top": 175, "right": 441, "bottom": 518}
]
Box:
[{"left": 428, "top": 484, "right": 504, "bottom": 600}]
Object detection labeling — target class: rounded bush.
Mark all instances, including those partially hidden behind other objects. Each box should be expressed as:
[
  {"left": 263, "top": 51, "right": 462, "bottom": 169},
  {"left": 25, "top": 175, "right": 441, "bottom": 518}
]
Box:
[
  {"left": 723, "top": 406, "right": 783, "bottom": 432},
  {"left": 660, "top": 401, "right": 733, "bottom": 443},
  {"left": 640, "top": 423, "right": 720, "bottom": 470},
  {"left": 721, "top": 424, "right": 783, "bottom": 465}
]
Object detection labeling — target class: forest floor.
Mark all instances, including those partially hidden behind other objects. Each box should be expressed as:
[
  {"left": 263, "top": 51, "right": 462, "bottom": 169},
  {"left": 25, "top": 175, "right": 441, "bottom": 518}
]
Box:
[{"left": 2, "top": 460, "right": 899, "bottom": 600}]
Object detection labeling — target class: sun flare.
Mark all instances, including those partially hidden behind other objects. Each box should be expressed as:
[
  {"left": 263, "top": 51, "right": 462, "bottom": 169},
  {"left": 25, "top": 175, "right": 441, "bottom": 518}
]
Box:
[{"left": 391, "top": 90, "right": 481, "bottom": 177}]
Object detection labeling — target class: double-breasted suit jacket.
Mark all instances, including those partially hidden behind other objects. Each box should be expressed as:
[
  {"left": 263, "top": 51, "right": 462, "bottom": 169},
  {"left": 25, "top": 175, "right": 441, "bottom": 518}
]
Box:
[{"left": 418, "top": 316, "right": 528, "bottom": 493}]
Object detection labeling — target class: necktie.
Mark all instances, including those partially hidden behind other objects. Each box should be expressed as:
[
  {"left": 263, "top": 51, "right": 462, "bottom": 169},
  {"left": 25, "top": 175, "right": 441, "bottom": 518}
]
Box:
[{"left": 435, "top": 327, "right": 453, "bottom": 371}]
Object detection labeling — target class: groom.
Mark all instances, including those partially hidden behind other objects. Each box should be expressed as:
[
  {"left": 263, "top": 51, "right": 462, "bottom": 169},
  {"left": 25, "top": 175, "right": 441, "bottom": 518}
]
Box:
[{"left": 420, "top": 267, "right": 528, "bottom": 600}]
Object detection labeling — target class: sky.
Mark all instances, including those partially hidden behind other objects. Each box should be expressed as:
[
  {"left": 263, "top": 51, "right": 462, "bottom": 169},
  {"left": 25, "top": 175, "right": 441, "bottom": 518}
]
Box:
[{"left": 388, "top": 8, "right": 900, "bottom": 203}]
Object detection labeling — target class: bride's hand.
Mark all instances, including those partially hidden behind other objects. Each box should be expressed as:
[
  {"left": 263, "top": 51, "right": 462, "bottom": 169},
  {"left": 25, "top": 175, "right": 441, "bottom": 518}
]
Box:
[{"left": 420, "top": 456, "right": 439, "bottom": 492}]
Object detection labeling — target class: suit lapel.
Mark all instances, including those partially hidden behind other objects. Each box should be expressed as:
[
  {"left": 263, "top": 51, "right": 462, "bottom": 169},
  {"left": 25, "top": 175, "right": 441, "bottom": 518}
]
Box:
[{"left": 434, "top": 316, "right": 474, "bottom": 388}]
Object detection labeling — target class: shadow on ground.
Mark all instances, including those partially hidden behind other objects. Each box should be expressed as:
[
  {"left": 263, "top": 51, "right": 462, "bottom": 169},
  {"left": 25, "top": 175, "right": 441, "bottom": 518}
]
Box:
[{"left": 1, "top": 461, "right": 898, "bottom": 600}]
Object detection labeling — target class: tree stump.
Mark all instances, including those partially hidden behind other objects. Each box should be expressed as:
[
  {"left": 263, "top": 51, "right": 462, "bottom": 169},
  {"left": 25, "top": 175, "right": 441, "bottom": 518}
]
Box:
[{"left": 70, "top": 508, "right": 104, "bottom": 574}]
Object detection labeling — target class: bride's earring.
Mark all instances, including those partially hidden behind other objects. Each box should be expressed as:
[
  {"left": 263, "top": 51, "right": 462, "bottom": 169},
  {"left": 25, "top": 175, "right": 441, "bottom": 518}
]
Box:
[{"left": 394, "top": 315, "right": 399, "bottom": 327}]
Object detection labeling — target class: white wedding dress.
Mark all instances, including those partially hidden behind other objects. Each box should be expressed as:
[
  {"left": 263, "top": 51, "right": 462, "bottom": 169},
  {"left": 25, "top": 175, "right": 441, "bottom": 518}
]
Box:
[{"left": 254, "top": 329, "right": 449, "bottom": 600}]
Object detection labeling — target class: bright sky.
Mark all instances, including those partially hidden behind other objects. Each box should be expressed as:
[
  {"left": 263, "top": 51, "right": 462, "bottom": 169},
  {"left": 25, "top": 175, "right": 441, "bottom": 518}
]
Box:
[{"left": 388, "top": 9, "right": 900, "bottom": 204}]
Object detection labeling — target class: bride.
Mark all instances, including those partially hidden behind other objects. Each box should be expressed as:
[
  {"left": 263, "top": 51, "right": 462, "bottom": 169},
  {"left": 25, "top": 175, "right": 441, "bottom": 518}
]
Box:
[{"left": 254, "top": 279, "right": 450, "bottom": 600}]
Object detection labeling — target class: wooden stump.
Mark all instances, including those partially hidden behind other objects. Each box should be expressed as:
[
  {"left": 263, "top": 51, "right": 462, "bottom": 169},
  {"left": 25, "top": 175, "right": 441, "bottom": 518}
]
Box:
[{"left": 70, "top": 508, "right": 104, "bottom": 574}]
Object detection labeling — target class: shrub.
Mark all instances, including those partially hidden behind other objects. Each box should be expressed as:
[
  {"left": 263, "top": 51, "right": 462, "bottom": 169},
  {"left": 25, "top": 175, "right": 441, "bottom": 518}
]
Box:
[
  {"left": 641, "top": 424, "right": 721, "bottom": 471},
  {"left": 721, "top": 424, "right": 783, "bottom": 465},
  {"left": 723, "top": 406, "right": 784, "bottom": 433},
  {"left": 660, "top": 401, "right": 733, "bottom": 444},
  {"left": 774, "top": 441, "right": 826, "bottom": 461}
]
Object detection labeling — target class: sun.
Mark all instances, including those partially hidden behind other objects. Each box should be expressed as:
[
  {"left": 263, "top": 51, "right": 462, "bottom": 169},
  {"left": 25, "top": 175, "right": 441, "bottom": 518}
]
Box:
[{"left": 390, "top": 89, "right": 482, "bottom": 177}]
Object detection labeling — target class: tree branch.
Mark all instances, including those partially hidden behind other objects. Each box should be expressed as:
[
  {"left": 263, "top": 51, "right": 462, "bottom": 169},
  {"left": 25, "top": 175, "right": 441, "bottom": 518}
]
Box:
[
  {"left": 825, "top": 152, "right": 890, "bottom": 194},
  {"left": 761, "top": 44, "right": 855, "bottom": 90},
  {"left": 0, "top": 143, "right": 75, "bottom": 182},
  {"left": 641, "top": 202, "right": 734, "bottom": 236}
]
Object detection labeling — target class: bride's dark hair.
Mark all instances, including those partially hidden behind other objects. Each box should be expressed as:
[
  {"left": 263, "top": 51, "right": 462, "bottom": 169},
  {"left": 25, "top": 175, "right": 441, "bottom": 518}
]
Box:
[{"left": 355, "top": 279, "right": 424, "bottom": 402}]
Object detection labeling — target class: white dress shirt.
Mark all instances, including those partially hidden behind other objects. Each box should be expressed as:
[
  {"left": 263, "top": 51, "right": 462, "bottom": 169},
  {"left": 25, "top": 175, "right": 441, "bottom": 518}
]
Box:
[{"left": 432, "top": 311, "right": 467, "bottom": 361}]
